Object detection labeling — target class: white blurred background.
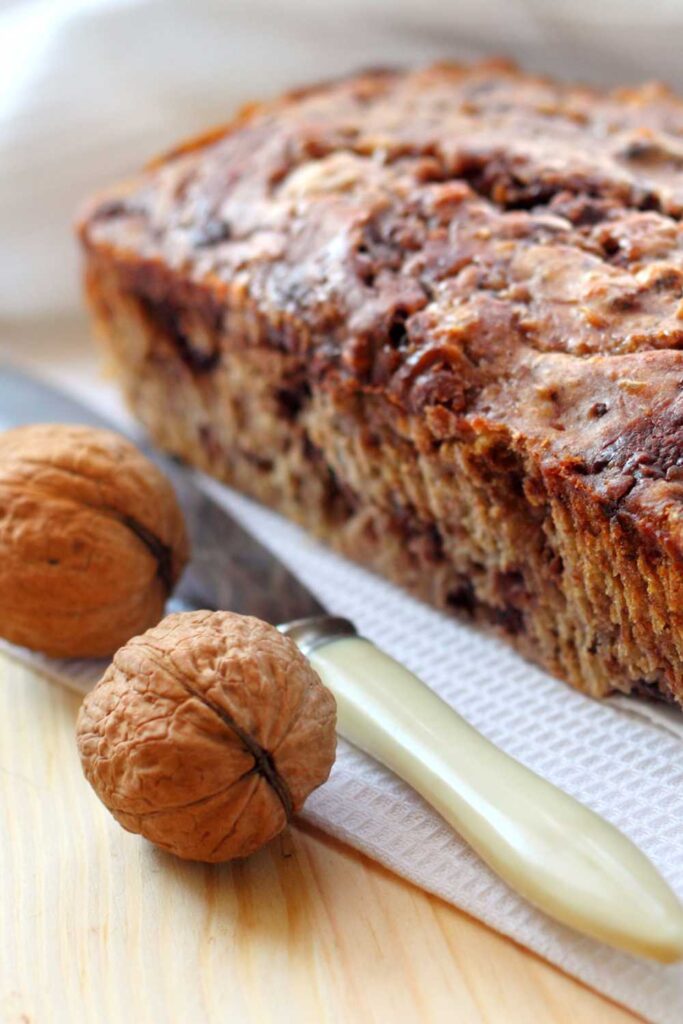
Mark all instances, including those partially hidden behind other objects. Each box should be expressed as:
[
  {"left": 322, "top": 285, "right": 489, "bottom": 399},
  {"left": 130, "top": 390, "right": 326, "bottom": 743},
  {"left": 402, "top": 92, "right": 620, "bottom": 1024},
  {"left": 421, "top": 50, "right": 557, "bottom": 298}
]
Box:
[{"left": 3, "top": 0, "right": 683, "bottom": 322}]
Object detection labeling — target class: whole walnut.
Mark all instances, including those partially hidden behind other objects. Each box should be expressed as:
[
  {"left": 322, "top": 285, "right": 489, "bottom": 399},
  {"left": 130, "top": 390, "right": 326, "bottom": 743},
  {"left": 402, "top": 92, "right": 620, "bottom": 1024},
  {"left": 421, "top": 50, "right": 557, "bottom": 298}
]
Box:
[
  {"left": 0, "top": 424, "right": 188, "bottom": 657},
  {"left": 76, "top": 610, "right": 337, "bottom": 862}
]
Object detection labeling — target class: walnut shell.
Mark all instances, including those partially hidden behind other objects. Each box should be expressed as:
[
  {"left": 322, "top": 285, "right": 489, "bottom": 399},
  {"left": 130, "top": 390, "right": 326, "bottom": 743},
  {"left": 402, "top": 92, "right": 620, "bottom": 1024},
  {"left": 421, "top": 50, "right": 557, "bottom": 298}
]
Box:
[
  {"left": 0, "top": 424, "right": 188, "bottom": 657},
  {"left": 76, "top": 610, "right": 337, "bottom": 862}
]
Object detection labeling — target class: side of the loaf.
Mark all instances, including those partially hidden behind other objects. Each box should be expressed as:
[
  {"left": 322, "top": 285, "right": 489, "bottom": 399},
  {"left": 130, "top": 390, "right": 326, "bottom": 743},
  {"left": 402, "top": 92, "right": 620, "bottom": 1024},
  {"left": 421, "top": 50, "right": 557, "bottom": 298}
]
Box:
[
  {"left": 80, "top": 247, "right": 682, "bottom": 705},
  {"left": 78, "top": 62, "right": 683, "bottom": 705}
]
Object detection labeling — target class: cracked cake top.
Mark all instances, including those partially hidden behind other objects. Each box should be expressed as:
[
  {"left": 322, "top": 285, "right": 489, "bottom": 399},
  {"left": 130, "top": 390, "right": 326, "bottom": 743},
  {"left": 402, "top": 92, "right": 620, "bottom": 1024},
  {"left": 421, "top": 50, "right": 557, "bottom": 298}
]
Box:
[{"left": 79, "top": 60, "right": 683, "bottom": 555}]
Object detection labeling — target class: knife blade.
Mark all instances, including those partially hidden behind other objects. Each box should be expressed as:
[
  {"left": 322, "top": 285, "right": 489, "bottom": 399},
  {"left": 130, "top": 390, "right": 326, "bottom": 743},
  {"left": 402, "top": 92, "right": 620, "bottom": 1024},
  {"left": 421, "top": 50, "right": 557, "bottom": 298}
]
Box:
[{"left": 2, "top": 362, "right": 683, "bottom": 963}]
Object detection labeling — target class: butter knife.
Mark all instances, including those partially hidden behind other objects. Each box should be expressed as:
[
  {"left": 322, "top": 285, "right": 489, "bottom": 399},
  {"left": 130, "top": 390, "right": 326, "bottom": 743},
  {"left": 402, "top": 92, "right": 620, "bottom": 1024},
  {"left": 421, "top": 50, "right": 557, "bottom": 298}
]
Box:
[{"left": 2, "top": 363, "right": 682, "bottom": 962}]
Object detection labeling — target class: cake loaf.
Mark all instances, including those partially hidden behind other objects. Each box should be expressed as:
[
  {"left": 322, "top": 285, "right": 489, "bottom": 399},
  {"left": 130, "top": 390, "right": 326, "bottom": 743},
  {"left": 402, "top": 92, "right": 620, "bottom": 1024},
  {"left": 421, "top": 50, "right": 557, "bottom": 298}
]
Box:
[{"left": 79, "top": 61, "right": 683, "bottom": 705}]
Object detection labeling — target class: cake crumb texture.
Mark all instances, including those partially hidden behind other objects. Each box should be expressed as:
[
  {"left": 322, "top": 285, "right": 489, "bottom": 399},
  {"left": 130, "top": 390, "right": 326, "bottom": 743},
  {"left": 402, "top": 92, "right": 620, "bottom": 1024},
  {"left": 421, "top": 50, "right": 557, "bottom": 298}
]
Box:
[{"left": 79, "top": 61, "right": 683, "bottom": 704}]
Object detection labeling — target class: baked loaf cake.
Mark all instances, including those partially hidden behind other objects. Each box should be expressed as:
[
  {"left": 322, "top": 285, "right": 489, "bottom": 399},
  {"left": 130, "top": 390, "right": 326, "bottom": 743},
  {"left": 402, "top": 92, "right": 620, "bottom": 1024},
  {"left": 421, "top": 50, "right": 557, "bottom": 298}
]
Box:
[{"left": 79, "top": 61, "right": 683, "bottom": 706}]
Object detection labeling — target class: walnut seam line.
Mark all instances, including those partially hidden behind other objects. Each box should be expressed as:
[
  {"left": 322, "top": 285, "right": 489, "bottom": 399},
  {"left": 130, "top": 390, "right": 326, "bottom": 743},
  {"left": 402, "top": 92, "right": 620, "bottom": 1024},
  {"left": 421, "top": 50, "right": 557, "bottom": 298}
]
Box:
[{"left": 140, "top": 644, "right": 295, "bottom": 822}]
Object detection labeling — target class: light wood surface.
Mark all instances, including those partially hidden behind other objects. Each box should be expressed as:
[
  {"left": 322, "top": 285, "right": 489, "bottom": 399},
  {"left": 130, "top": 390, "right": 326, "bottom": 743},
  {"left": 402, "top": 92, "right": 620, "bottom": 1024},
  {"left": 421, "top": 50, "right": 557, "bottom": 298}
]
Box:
[{"left": 0, "top": 652, "right": 641, "bottom": 1024}]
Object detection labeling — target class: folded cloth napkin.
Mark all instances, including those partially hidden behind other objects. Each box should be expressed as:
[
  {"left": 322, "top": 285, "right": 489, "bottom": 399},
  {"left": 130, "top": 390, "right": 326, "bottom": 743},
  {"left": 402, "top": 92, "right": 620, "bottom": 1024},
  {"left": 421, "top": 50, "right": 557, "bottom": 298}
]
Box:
[{"left": 1, "top": 361, "right": 682, "bottom": 1024}]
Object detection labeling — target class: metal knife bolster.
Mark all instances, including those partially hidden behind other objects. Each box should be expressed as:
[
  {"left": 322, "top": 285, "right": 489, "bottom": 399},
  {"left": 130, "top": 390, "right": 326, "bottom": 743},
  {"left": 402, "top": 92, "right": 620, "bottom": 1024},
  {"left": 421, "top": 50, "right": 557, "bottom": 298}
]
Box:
[{"left": 278, "top": 616, "right": 358, "bottom": 655}]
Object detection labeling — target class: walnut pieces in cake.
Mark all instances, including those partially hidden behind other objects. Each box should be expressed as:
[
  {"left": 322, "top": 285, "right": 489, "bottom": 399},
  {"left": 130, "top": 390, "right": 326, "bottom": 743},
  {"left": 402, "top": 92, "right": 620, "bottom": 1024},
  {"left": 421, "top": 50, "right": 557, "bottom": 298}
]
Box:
[
  {"left": 0, "top": 424, "right": 188, "bottom": 657},
  {"left": 76, "top": 610, "right": 337, "bottom": 862}
]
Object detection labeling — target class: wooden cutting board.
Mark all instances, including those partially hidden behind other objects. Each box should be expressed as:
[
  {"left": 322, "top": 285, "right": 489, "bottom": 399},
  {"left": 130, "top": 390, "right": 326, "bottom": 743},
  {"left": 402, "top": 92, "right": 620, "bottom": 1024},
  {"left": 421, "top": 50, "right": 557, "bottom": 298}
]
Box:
[{"left": 0, "top": 651, "right": 641, "bottom": 1024}]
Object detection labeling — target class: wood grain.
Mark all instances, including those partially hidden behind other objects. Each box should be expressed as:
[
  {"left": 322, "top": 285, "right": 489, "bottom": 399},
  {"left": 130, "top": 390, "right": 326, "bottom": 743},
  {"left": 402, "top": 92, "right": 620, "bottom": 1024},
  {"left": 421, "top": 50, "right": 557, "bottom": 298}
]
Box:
[{"left": 0, "top": 652, "right": 641, "bottom": 1024}]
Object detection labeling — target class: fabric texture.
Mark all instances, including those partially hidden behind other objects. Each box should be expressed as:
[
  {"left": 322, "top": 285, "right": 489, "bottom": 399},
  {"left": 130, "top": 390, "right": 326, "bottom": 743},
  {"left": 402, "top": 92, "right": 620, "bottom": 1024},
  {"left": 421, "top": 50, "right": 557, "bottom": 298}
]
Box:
[{"left": 4, "top": 1, "right": 683, "bottom": 1018}]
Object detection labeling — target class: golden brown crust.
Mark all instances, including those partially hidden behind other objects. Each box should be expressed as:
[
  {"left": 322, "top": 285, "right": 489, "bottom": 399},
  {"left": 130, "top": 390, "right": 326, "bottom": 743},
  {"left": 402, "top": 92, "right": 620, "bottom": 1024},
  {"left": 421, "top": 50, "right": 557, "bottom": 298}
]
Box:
[
  {"left": 0, "top": 424, "right": 188, "bottom": 657},
  {"left": 76, "top": 610, "right": 337, "bottom": 862},
  {"left": 78, "top": 62, "right": 683, "bottom": 704}
]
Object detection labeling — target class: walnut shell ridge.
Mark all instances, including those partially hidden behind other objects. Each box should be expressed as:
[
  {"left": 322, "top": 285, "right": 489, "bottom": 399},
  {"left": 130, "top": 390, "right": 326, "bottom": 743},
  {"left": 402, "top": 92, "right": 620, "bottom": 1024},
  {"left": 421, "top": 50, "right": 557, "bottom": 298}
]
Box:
[
  {"left": 76, "top": 610, "right": 337, "bottom": 862},
  {"left": 0, "top": 424, "right": 188, "bottom": 657}
]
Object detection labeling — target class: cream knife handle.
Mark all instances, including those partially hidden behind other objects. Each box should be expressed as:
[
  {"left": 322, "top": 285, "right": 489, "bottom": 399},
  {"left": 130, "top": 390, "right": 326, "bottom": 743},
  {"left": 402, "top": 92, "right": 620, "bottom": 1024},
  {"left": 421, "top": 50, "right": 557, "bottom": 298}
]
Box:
[{"left": 284, "top": 620, "right": 683, "bottom": 962}]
